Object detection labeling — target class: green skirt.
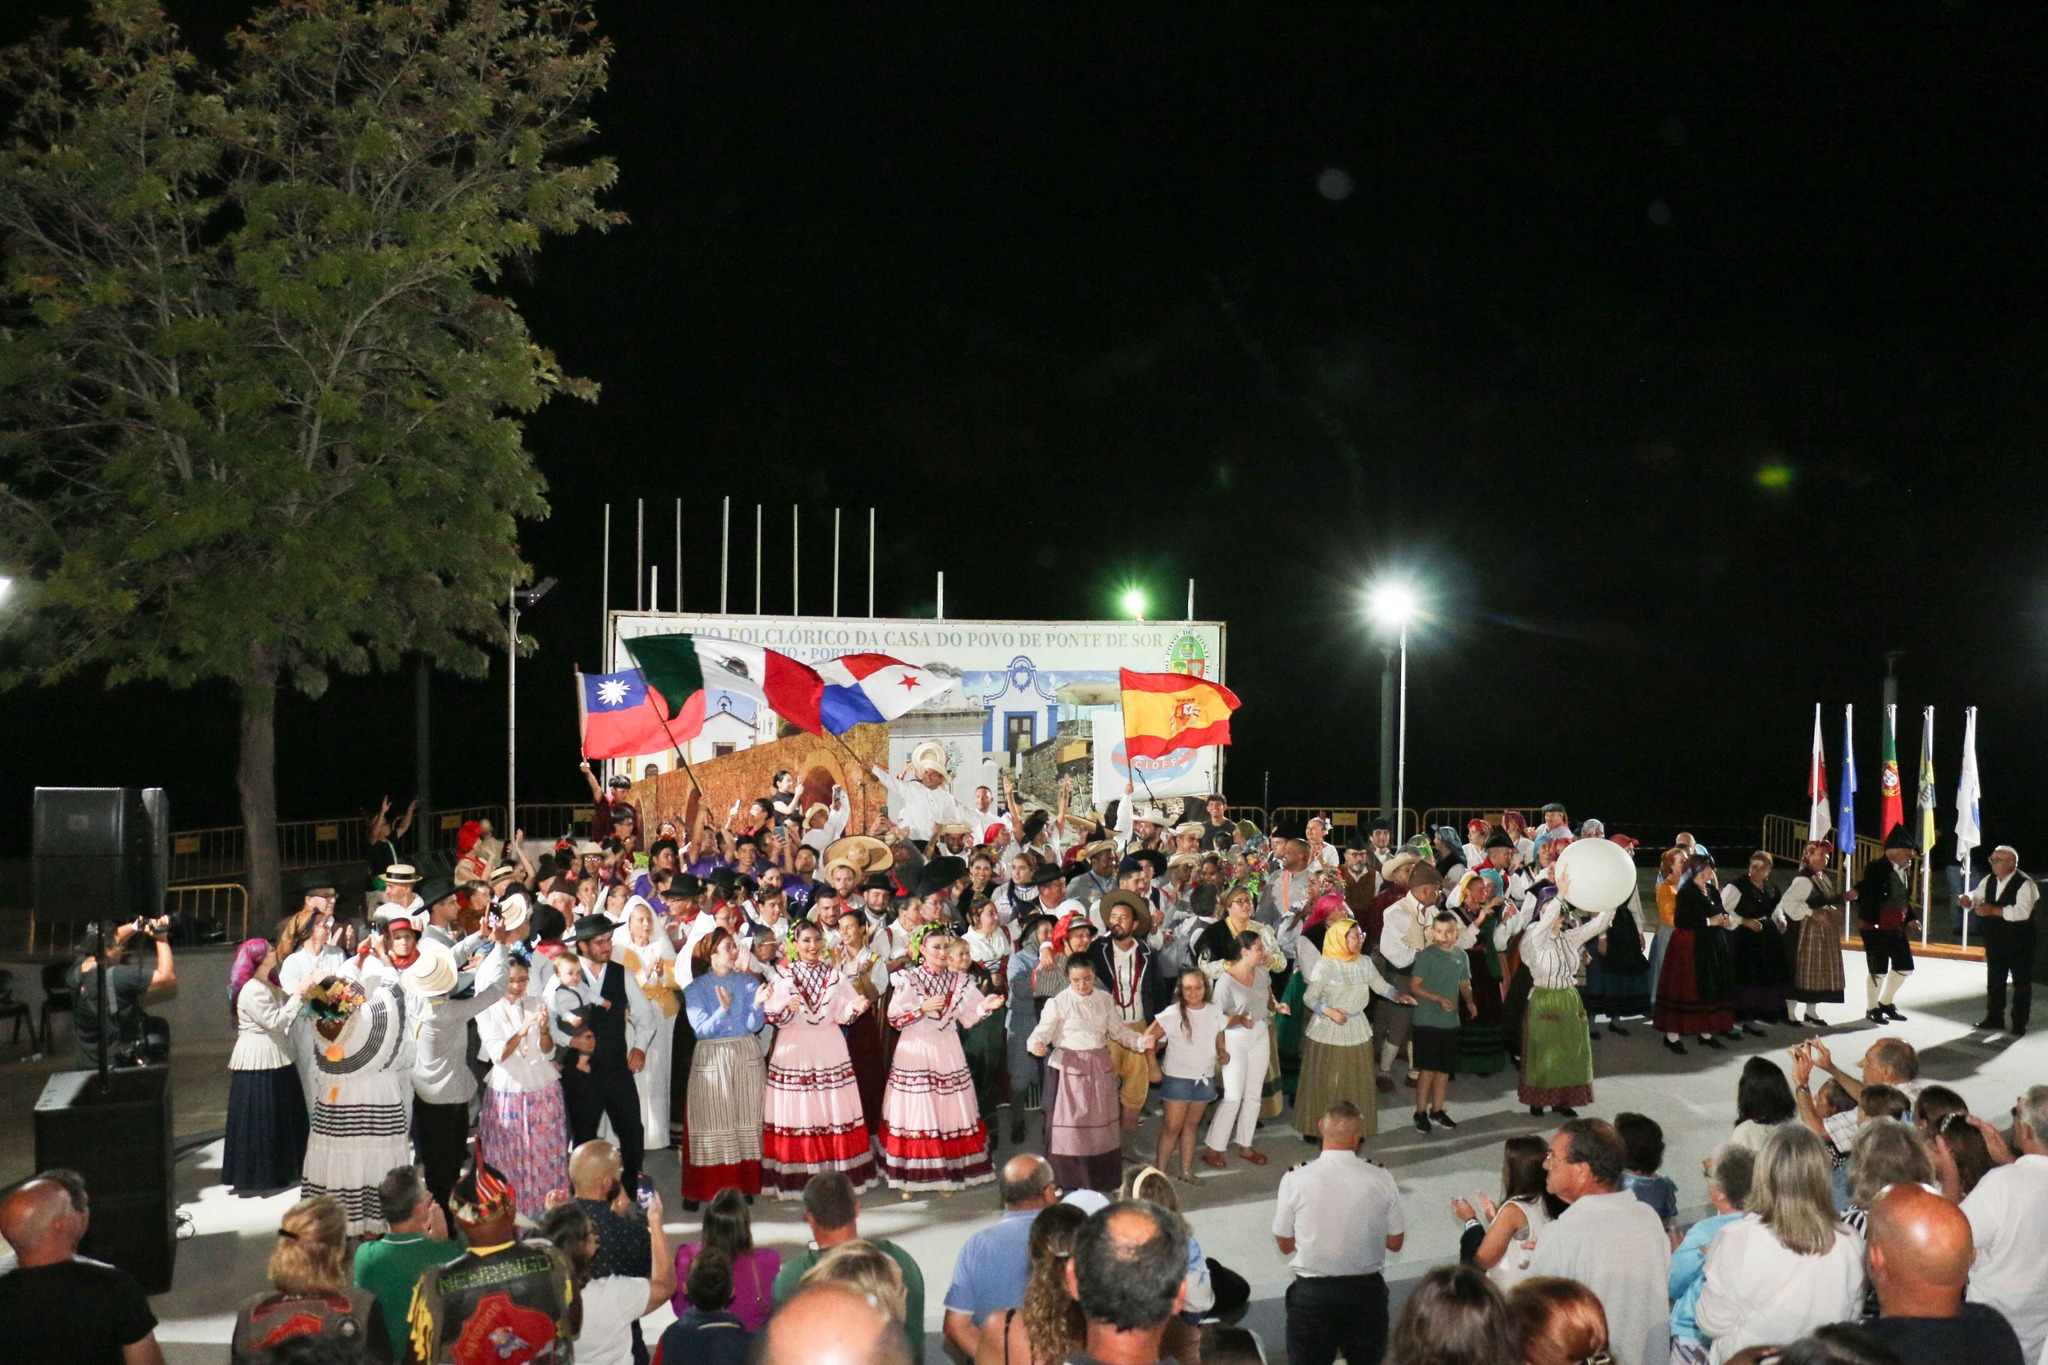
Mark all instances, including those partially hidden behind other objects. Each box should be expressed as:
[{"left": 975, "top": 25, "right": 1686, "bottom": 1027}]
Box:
[
  {"left": 1518, "top": 985, "right": 1594, "bottom": 1108},
  {"left": 1276, "top": 971, "right": 1310, "bottom": 1098},
  {"left": 1295, "top": 1038, "right": 1377, "bottom": 1137}
]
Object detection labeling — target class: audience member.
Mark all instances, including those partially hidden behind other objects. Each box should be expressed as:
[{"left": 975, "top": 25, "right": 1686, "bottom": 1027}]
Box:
[
  {"left": 1274, "top": 1100, "right": 1406, "bottom": 1365},
  {"left": 1526, "top": 1118, "right": 1671, "bottom": 1365},
  {"left": 539, "top": 1193, "right": 675, "bottom": 1365},
  {"left": 1616, "top": 1111, "right": 1678, "bottom": 1239},
  {"left": 1769, "top": 1324, "right": 1904, "bottom": 1365},
  {"left": 229, "top": 1194, "right": 390, "bottom": 1364},
  {"left": 404, "top": 1160, "right": 580, "bottom": 1364},
  {"left": 1450, "top": 1135, "right": 1556, "bottom": 1292},
  {"left": 801, "top": 1238, "right": 910, "bottom": 1324},
  {"left": 1507, "top": 1276, "right": 1611, "bottom": 1365},
  {"left": 1844, "top": 1120, "right": 1935, "bottom": 1231},
  {"left": 757, "top": 1283, "right": 914, "bottom": 1365},
  {"left": 655, "top": 1247, "right": 752, "bottom": 1365},
  {"left": 1696, "top": 1126, "right": 1865, "bottom": 1364},
  {"left": 1959, "top": 1085, "right": 2048, "bottom": 1364},
  {"left": 1386, "top": 1264, "right": 1518, "bottom": 1365},
  {"left": 350, "top": 1165, "right": 454, "bottom": 1361},
  {"left": 672, "top": 1186, "right": 780, "bottom": 1332},
  {"left": 1670, "top": 1144, "right": 1755, "bottom": 1365},
  {"left": 770, "top": 1173, "right": 928, "bottom": 1361},
  {"left": 1065, "top": 1201, "right": 1190, "bottom": 1365},
  {"left": 972, "top": 1203, "right": 1086, "bottom": 1365},
  {"left": 567, "top": 1140, "right": 653, "bottom": 1279},
  {"left": 1730, "top": 1056, "right": 1798, "bottom": 1154},
  {"left": 945, "top": 1155, "right": 1061, "bottom": 1357},
  {"left": 0, "top": 1169, "right": 165, "bottom": 1365},
  {"left": 1853, "top": 1182, "right": 2025, "bottom": 1365},
  {"left": 1928, "top": 1113, "right": 1997, "bottom": 1202}
]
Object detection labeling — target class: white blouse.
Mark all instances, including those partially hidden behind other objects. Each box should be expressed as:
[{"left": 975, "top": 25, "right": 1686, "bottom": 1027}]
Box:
[
  {"left": 1520, "top": 902, "right": 1615, "bottom": 991},
  {"left": 1152, "top": 1001, "right": 1226, "bottom": 1081},
  {"left": 1027, "top": 986, "right": 1149, "bottom": 1070},
  {"left": 230, "top": 979, "right": 303, "bottom": 1071},
  {"left": 476, "top": 997, "right": 561, "bottom": 1093}
]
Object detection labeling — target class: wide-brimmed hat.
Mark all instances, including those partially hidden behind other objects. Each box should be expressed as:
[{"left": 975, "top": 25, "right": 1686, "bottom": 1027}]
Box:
[
  {"left": 417, "top": 877, "right": 459, "bottom": 910},
  {"left": 400, "top": 943, "right": 459, "bottom": 998},
  {"left": 915, "top": 856, "right": 968, "bottom": 899},
  {"left": 860, "top": 872, "right": 898, "bottom": 896},
  {"left": 382, "top": 863, "right": 420, "bottom": 884},
  {"left": 1167, "top": 851, "right": 1201, "bottom": 871},
  {"left": 1130, "top": 849, "right": 1168, "bottom": 880},
  {"left": 1130, "top": 804, "right": 1172, "bottom": 828},
  {"left": 1078, "top": 839, "right": 1117, "bottom": 862},
  {"left": 1098, "top": 889, "right": 1153, "bottom": 935},
  {"left": 1169, "top": 822, "right": 1205, "bottom": 841},
  {"left": 934, "top": 821, "right": 972, "bottom": 839},
  {"left": 488, "top": 863, "right": 521, "bottom": 883},
  {"left": 909, "top": 741, "right": 950, "bottom": 778},
  {"left": 1025, "top": 861, "right": 1072, "bottom": 888},
  {"left": 570, "top": 913, "right": 619, "bottom": 943},
  {"left": 823, "top": 834, "right": 894, "bottom": 877},
  {"left": 497, "top": 895, "right": 531, "bottom": 934}
]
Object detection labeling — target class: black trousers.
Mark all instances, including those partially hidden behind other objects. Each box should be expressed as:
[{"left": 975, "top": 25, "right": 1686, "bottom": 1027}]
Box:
[
  {"left": 1983, "top": 919, "right": 2035, "bottom": 1029},
  {"left": 1861, "top": 927, "right": 1915, "bottom": 978},
  {"left": 561, "top": 1063, "right": 645, "bottom": 1185},
  {"left": 1285, "top": 1271, "right": 1387, "bottom": 1365},
  {"left": 413, "top": 1099, "right": 472, "bottom": 1215}
]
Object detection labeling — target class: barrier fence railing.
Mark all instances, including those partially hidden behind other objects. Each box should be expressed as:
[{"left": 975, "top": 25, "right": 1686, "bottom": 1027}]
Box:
[
  {"left": 1761, "top": 814, "right": 1983, "bottom": 960},
  {"left": 29, "top": 881, "right": 249, "bottom": 956},
  {"left": 169, "top": 799, "right": 591, "bottom": 884},
  {"left": 1421, "top": 806, "right": 1549, "bottom": 837},
  {"left": 1266, "top": 806, "right": 1419, "bottom": 837}
]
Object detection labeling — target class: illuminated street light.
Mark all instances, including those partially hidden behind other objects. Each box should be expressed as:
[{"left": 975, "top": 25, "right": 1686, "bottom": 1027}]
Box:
[
  {"left": 1365, "top": 578, "right": 1422, "bottom": 847},
  {"left": 1120, "top": 586, "right": 1148, "bottom": 621}
]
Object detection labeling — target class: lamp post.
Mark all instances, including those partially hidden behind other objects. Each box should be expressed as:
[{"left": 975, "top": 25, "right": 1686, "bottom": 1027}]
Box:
[
  {"left": 508, "top": 575, "right": 558, "bottom": 835},
  {"left": 1367, "top": 581, "right": 1419, "bottom": 847}
]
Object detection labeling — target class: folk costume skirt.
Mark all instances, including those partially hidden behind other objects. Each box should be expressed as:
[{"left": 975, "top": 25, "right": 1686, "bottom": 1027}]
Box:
[
  {"left": 1456, "top": 948, "right": 1510, "bottom": 1077},
  {"left": 223, "top": 1064, "right": 309, "bottom": 1194},
  {"left": 479, "top": 1081, "right": 570, "bottom": 1221},
  {"left": 1729, "top": 920, "right": 1792, "bottom": 1018},
  {"left": 761, "top": 1020, "right": 877, "bottom": 1197},
  {"left": 1519, "top": 985, "right": 1595, "bottom": 1109},
  {"left": 879, "top": 1019, "right": 994, "bottom": 1192},
  {"left": 1789, "top": 910, "right": 1847, "bottom": 1004},
  {"left": 1294, "top": 1040, "right": 1377, "bottom": 1137},
  {"left": 682, "top": 1035, "right": 766, "bottom": 1201},
  {"left": 302, "top": 1071, "right": 410, "bottom": 1238},
  {"left": 1046, "top": 1046, "right": 1124, "bottom": 1194},
  {"left": 1652, "top": 929, "right": 1736, "bottom": 1036},
  {"left": 1581, "top": 911, "right": 1654, "bottom": 1021}
]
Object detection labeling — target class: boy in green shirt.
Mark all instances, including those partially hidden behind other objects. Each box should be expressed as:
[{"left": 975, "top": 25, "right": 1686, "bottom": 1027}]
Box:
[{"left": 1406, "top": 911, "right": 1475, "bottom": 1134}]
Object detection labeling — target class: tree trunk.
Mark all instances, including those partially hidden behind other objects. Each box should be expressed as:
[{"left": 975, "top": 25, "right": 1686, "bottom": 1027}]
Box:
[{"left": 238, "top": 656, "right": 283, "bottom": 932}]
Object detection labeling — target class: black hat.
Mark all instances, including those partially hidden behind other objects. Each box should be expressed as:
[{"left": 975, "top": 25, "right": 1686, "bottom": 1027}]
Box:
[
  {"left": 1883, "top": 825, "right": 1917, "bottom": 852},
  {"left": 570, "top": 913, "right": 619, "bottom": 942},
  {"left": 297, "top": 871, "right": 340, "bottom": 897},
  {"left": 1342, "top": 830, "right": 1370, "bottom": 852},
  {"left": 606, "top": 775, "right": 633, "bottom": 789},
  {"left": 1369, "top": 818, "right": 1391, "bottom": 834},
  {"left": 1116, "top": 854, "right": 1148, "bottom": 876},
  {"left": 917, "top": 855, "right": 967, "bottom": 894},
  {"left": 1132, "top": 849, "right": 1168, "bottom": 879},
  {"left": 1484, "top": 831, "right": 1515, "bottom": 851},
  {"left": 1020, "top": 810, "right": 1049, "bottom": 842},
  {"left": 807, "top": 880, "right": 839, "bottom": 902},
  {"left": 861, "top": 873, "right": 896, "bottom": 895},
  {"left": 709, "top": 867, "right": 742, "bottom": 892},
  {"left": 417, "top": 877, "right": 460, "bottom": 909},
  {"left": 668, "top": 872, "right": 705, "bottom": 897},
  {"left": 1025, "top": 861, "right": 1072, "bottom": 888}
]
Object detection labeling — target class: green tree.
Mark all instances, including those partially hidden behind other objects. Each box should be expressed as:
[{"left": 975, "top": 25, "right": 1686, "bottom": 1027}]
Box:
[{"left": 0, "top": 0, "right": 619, "bottom": 922}]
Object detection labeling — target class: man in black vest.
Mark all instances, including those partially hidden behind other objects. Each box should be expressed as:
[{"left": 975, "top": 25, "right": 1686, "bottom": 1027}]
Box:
[
  {"left": 562, "top": 913, "right": 656, "bottom": 1187},
  {"left": 1084, "top": 890, "right": 1172, "bottom": 1155},
  {"left": 1958, "top": 844, "right": 2036, "bottom": 1036},
  {"left": 1851, "top": 825, "right": 1920, "bottom": 1025}
]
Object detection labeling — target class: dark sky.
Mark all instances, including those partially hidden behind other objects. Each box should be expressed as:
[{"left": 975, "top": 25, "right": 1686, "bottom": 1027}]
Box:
[{"left": 6, "top": 3, "right": 2048, "bottom": 854}]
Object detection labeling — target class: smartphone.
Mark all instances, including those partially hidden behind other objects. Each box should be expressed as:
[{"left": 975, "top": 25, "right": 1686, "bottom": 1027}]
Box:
[{"left": 634, "top": 1174, "right": 655, "bottom": 1210}]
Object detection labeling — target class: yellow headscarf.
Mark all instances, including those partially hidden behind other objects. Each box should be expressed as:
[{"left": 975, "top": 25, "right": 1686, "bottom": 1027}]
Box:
[{"left": 1322, "top": 916, "right": 1362, "bottom": 963}]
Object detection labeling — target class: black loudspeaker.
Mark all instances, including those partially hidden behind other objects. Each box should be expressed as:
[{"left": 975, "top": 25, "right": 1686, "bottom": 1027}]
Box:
[
  {"left": 33, "top": 1067, "right": 177, "bottom": 1293},
  {"left": 33, "top": 787, "right": 170, "bottom": 924}
]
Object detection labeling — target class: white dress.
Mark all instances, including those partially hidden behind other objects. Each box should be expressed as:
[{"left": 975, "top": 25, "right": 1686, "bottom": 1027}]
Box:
[
  {"left": 300, "top": 985, "right": 414, "bottom": 1237},
  {"left": 620, "top": 926, "right": 680, "bottom": 1148},
  {"left": 279, "top": 945, "right": 346, "bottom": 1106}
]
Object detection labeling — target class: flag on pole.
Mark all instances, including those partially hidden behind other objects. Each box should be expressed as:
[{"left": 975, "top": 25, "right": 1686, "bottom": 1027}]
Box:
[
  {"left": 1807, "top": 703, "right": 1831, "bottom": 843},
  {"left": 1916, "top": 705, "right": 1937, "bottom": 853},
  {"left": 1879, "top": 704, "right": 1903, "bottom": 836},
  {"left": 576, "top": 668, "right": 694, "bottom": 760},
  {"left": 1954, "top": 707, "right": 1980, "bottom": 865},
  {"left": 624, "top": 633, "right": 826, "bottom": 735},
  {"left": 1837, "top": 705, "right": 1857, "bottom": 855},
  {"left": 1118, "top": 668, "right": 1241, "bottom": 758},
  {"left": 816, "top": 653, "right": 955, "bottom": 732}
]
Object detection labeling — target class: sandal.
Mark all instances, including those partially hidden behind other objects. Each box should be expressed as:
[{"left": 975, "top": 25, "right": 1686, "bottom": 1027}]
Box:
[
  {"left": 1201, "top": 1148, "right": 1228, "bottom": 1170},
  {"left": 1238, "top": 1147, "right": 1268, "bottom": 1165}
]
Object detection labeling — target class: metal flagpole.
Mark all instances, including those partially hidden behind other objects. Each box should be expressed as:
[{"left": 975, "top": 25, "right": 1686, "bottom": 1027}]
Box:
[
  {"left": 649, "top": 567, "right": 658, "bottom": 613},
  {"left": 936, "top": 571, "right": 945, "bottom": 620},
  {"left": 867, "top": 508, "right": 876, "bottom": 617},
  {"left": 1920, "top": 704, "right": 1934, "bottom": 947},
  {"left": 832, "top": 508, "right": 842, "bottom": 617},
  {"left": 792, "top": 504, "right": 800, "bottom": 615},
  {"left": 1186, "top": 578, "right": 1194, "bottom": 621},
  {"left": 754, "top": 503, "right": 762, "bottom": 614},
  {"left": 674, "top": 497, "right": 682, "bottom": 612},
  {"left": 719, "top": 496, "right": 730, "bottom": 614},
  {"left": 635, "top": 498, "right": 644, "bottom": 611},
  {"left": 600, "top": 505, "right": 610, "bottom": 659},
  {"left": 507, "top": 577, "right": 518, "bottom": 838}
]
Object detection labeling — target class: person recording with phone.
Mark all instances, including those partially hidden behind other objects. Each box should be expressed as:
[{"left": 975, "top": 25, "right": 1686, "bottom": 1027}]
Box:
[{"left": 70, "top": 914, "right": 176, "bottom": 1067}]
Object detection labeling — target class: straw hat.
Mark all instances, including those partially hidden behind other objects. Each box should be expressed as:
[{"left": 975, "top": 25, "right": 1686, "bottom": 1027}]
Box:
[
  {"left": 823, "top": 834, "right": 894, "bottom": 876},
  {"left": 400, "top": 944, "right": 459, "bottom": 998}
]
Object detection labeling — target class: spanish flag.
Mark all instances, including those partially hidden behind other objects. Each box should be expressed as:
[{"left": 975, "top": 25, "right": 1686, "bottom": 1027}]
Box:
[{"left": 1120, "top": 668, "right": 1241, "bottom": 758}]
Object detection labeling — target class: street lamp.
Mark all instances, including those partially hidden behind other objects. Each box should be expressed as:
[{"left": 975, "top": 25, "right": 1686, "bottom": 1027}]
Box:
[
  {"left": 508, "top": 575, "right": 558, "bottom": 836},
  {"left": 1119, "top": 586, "right": 1148, "bottom": 621},
  {"left": 1366, "top": 580, "right": 1420, "bottom": 847}
]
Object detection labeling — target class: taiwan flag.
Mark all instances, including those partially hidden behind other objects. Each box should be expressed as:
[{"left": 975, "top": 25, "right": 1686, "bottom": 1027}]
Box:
[
  {"left": 817, "top": 653, "right": 954, "bottom": 733},
  {"left": 576, "top": 668, "right": 701, "bottom": 760}
]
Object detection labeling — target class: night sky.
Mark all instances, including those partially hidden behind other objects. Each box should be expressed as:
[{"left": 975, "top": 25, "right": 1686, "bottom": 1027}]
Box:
[{"left": 6, "top": 3, "right": 2047, "bottom": 854}]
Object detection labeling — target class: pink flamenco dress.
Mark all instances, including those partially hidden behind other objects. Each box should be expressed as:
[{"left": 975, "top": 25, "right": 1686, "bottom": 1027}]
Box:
[
  {"left": 878, "top": 963, "right": 1002, "bottom": 1192},
  {"left": 760, "top": 961, "right": 880, "bottom": 1197}
]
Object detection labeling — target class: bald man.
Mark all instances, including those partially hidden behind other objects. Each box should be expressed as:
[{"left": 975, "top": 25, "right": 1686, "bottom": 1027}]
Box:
[
  {"left": 1857, "top": 1183, "right": 2025, "bottom": 1365},
  {"left": 760, "top": 1283, "right": 913, "bottom": 1365},
  {"left": 0, "top": 1171, "right": 164, "bottom": 1365},
  {"left": 943, "top": 1154, "right": 1060, "bottom": 1356}
]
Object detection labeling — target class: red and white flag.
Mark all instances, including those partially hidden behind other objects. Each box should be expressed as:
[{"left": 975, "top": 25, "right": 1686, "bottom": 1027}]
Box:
[
  {"left": 817, "top": 653, "right": 954, "bottom": 732},
  {"left": 1808, "top": 703, "right": 1832, "bottom": 843}
]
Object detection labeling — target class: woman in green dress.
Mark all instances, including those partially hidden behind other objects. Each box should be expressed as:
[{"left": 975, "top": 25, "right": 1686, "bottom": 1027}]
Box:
[{"left": 1295, "top": 916, "right": 1411, "bottom": 1139}]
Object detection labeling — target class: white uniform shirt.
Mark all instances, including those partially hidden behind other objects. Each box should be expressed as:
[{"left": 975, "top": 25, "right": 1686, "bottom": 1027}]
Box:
[
  {"left": 870, "top": 765, "right": 976, "bottom": 842},
  {"left": 1271, "top": 1149, "right": 1406, "bottom": 1277},
  {"left": 1963, "top": 1153, "right": 2048, "bottom": 1362}
]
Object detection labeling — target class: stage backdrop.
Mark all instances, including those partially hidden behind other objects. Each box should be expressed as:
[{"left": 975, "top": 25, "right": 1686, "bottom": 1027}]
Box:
[{"left": 605, "top": 612, "right": 1227, "bottom": 807}]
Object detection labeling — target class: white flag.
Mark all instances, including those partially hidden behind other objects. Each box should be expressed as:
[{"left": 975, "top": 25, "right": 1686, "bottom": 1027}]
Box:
[
  {"left": 1955, "top": 706, "right": 1981, "bottom": 864},
  {"left": 1808, "top": 703, "right": 1831, "bottom": 843}
]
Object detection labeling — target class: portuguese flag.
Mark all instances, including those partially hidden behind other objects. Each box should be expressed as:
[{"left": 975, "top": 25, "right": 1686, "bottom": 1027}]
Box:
[
  {"left": 1879, "top": 703, "right": 1904, "bottom": 837},
  {"left": 624, "top": 633, "right": 826, "bottom": 735},
  {"left": 1119, "top": 668, "right": 1241, "bottom": 758}
]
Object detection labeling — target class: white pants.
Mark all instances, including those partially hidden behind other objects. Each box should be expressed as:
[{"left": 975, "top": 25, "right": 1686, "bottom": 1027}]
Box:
[
  {"left": 634, "top": 1009, "right": 677, "bottom": 1148},
  {"left": 1205, "top": 1019, "right": 1269, "bottom": 1151}
]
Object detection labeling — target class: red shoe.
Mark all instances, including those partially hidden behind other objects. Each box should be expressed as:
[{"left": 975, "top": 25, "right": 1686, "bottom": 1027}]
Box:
[
  {"left": 1238, "top": 1147, "right": 1268, "bottom": 1165},
  {"left": 1201, "top": 1148, "right": 1228, "bottom": 1170},
  {"left": 1375, "top": 1076, "right": 1395, "bottom": 1094}
]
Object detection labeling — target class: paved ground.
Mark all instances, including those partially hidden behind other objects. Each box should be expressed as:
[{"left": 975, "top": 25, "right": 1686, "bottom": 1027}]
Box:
[{"left": 4, "top": 955, "right": 2039, "bottom": 1364}]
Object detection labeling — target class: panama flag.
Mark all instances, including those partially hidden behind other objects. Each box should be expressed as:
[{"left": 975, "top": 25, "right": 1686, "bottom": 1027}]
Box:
[
  {"left": 1837, "top": 704, "right": 1857, "bottom": 856},
  {"left": 577, "top": 668, "right": 696, "bottom": 760},
  {"left": 817, "top": 653, "right": 954, "bottom": 733},
  {"left": 1807, "top": 703, "right": 1831, "bottom": 843},
  {"left": 625, "top": 632, "right": 826, "bottom": 735}
]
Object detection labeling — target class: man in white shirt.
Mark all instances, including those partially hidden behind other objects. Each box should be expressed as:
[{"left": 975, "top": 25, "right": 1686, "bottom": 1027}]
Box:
[
  {"left": 1527, "top": 1118, "right": 1672, "bottom": 1365},
  {"left": 1272, "top": 1101, "right": 1404, "bottom": 1365},
  {"left": 1957, "top": 845, "right": 2035, "bottom": 1036},
  {"left": 400, "top": 924, "right": 511, "bottom": 1215},
  {"left": 1961, "top": 1085, "right": 2048, "bottom": 1363},
  {"left": 870, "top": 745, "right": 977, "bottom": 843},
  {"left": 562, "top": 913, "right": 660, "bottom": 1190},
  {"left": 1373, "top": 862, "right": 1441, "bottom": 1089}
]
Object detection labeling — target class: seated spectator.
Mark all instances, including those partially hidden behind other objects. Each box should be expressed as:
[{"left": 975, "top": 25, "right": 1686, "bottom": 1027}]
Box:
[
  {"left": 405, "top": 1159, "right": 580, "bottom": 1364},
  {"left": 801, "top": 1240, "right": 909, "bottom": 1324},
  {"left": 1063, "top": 1202, "right": 1189, "bottom": 1365},
  {"left": 1670, "top": 1145, "right": 1756, "bottom": 1365},
  {"left": 972, "top": 1203, "right": 1086, "bottom": 1365},
  {"left": 944, "top": 1155, "right": 1061, "bottom": 1358},
  {"left": 1527, "top": 1118, "right": 1671, "bottom": 1365},
  {"left": 1507, "top": 1276, "right": 1611, "bottom": 1365},
  {"left": 1387, "top": 1265, "right": 1518, "bottom": 1365},
  {"left": 1730, "top": 1056, "right": 1799, "bottom": 1154},
  {"left": 770, "top": 1173, "right": 927, "bottom": 1362},
  {"left": 1450, "top": 1135, "right": 1557, "bottom": 1292},
  {"left": 673, "top": 1187, "right": 779, "bottom": 1333},
  {"left": 1913, "top": 1085, "right": 1970, "bottom": 1139},
  {"left": 351, "top": 1165, "right": 455, "bottom": 1362},
  {"left": 1928, "top": 1114, "right": 1997, "bottom": 1202},
  {"left": 1845, "top": 1120, "right": 1936, "bottom": 1235},
  {"left": 1959, "top": 1086, "right": 2048, "bottom": 1365},
  {"left": 0, "top": 1168, "right": 165, "bottom": 1365},
  {"left": 1617, "top": 1111, "right": 1678, "bottom": 1241},
  {"left": 540, "top": 1193, "right": 675, "bottom": 1365},
  {"left": 1859, "top": 1084, "right": 1912, "bottom": 1123},
  {"left": 1851, "top": 1182, "right": 2025, "bottom": 1365},
  {"left": 758, "top": 1283, "right": 913, "bottom": 1365},
  {"left": 1696, "top": 1126, "right": 1865, "bottom": 1364},
  {"left": 229, "top": 1195, "right": 391, "bottom": 1364},
  {"left": 1125, "top": 1165, "right": 1249, "bottom": 1322},
  {"left": 656, "top": 1248, "right": 752, "bottom": 1365}
]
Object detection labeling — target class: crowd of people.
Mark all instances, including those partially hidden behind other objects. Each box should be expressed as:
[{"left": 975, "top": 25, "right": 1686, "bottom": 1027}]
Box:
[{"left": 3, "top": 767, "right": 2043, "bottom": 1365}]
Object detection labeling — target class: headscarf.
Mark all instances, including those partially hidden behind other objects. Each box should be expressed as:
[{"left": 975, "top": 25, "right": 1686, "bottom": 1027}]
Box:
[
  {"left": 228, "top": 938, "right": 271, "bottom": 1023},
  {"left": 1303, "top": 889, "right": 1347, "bottom": 933},
  {"left": 1321, "top": 916, "right": 1362, "bottom": 963}
]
